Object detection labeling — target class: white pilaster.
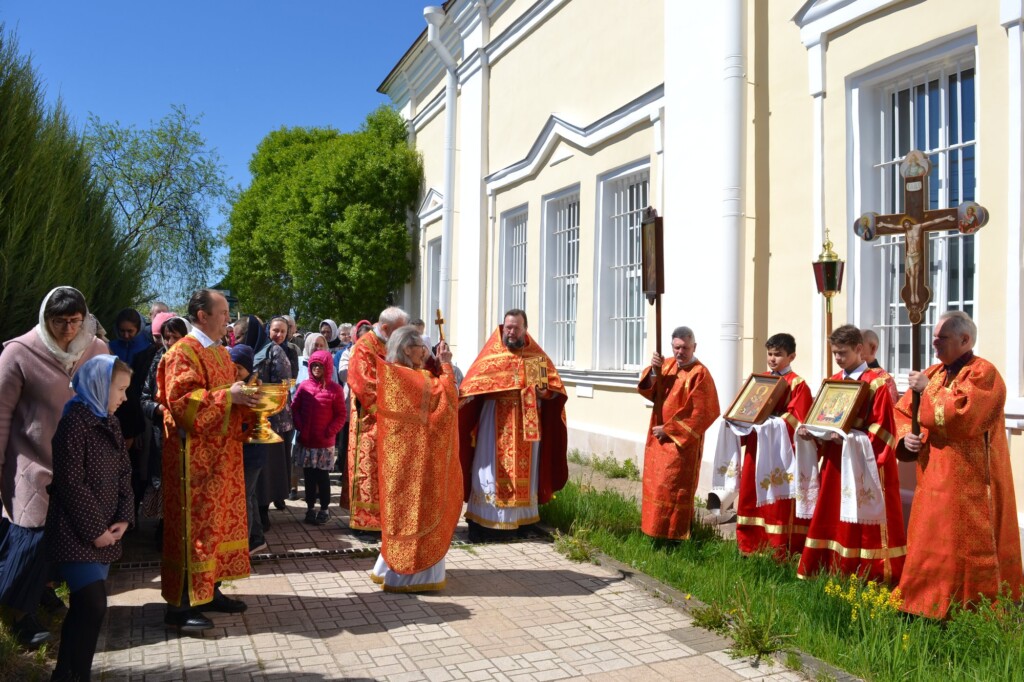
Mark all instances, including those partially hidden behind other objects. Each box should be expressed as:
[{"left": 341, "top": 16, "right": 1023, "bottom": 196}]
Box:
[{"left": 1002, "top": 1, "right": 1024, "bottom": 401}]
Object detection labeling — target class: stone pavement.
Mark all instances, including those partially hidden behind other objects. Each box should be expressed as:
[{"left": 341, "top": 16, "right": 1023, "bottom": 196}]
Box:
[{"left": 100, "top": 499, "right": 801, "bottom": 681}]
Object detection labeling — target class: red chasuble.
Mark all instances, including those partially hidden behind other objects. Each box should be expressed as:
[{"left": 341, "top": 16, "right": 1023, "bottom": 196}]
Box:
[
  {"left": 375, "top": 359, "right": 462, "bottom": 576},
  {"left": 797, "top": 368, "right": 907, "bottom": 584},
  {"left": 638, "top": 360, "right": 720, "bottom": 540},
  {"left": 157, "top": 336, "right": 250, "bottom": 606},
  {"left": 736, "top": 371, "right": 813, "bottom": 557},
  {"left": 458, "top": 327, "right": 568, "bottom": 510},
  {"left": 347, "top": 331, "right": 387, "bottom": 531},
  {"left": 894, "top": 356, "right": 1023, "bottom": 618}
]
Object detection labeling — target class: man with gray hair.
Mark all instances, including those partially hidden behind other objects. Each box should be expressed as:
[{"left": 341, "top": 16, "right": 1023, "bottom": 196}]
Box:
[
  {"left": 637, "top": 326, "right": 720, "bottom": 540},
  {"left": 346, "top": 307, "right": 409, "bottom": 532},
  {"left": 893, "top": 310, "right": 1022, "bottom": 618}
]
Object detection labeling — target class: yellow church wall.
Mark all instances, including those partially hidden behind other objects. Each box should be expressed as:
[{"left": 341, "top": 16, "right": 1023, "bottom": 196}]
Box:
[
  {"left": 487, "top": 0, "right": 663, "bottom": 175},
  {"left": 487, "top": 0, "right": 534, "bottom": 39}
]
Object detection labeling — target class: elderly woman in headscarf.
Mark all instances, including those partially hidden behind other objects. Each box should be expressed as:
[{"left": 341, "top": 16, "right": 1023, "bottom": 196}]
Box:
[{"left": 0, "top": 286, "right": 109, "bottom": 647}]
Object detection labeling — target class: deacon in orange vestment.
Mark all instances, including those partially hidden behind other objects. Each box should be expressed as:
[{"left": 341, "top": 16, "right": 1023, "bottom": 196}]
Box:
[
  {"left": 797, "top": 325, "right": 906, "bottom": 584},
  {"left": 894, "top": 312, "right": 1023, "bottom": 618},
  {"left": 638, "top": 327, "right": 720, "bottom": 541},
  {"left": 346, "top": 307, "right": 409, "bottom": 531},
  {"left": 369, "top": 329, "right": 461, "bottom": 591},
  {"left": 459, "top": 310, "right": 567, "bottom": 540},
  {"left": 157, "top": 290, "right": 257, "bottom": 620},
  {"left": 736, "top": 334, "right": 813, "bottom": 557}
]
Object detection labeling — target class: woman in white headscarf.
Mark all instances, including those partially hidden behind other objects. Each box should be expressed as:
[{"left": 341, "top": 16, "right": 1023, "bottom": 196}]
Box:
[{"left": 0, "top": 286, "right": 108, "bottom": 647}]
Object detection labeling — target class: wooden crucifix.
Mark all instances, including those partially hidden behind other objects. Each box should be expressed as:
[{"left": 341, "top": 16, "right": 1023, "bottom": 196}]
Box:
[
  {"left": 853, "top": 149, "right": 989, "bottom": 435},
  {"left": 435, "top": 308, "right": 447, "bottom": 343}
]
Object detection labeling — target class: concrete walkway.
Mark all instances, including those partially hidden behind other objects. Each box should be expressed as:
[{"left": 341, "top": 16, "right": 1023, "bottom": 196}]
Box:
[{"left": 100, "top": 499, "right": 801, "bottom": 681}]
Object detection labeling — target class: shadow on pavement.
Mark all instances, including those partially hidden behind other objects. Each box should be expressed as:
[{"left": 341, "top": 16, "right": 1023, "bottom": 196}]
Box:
[
  {"left": 96, "top": 663, "right": 377, "bottom": 682},
  {"left": 443, "top": 567, "right": 623, "bottom": 597}
]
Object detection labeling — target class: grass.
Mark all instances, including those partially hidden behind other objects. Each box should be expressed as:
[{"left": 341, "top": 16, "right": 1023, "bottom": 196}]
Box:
[
  {"left": 552, "top": 525, "right": 599, "bottom": 564},
  {"left": 540, "top": 479, "right": 1024, "bottom": 682},
  {"left": 567, "top": 449, "right": 640, "bottom": 481},
  {"left": 0, "top": 613, "right": 58, "bottom": 682}
]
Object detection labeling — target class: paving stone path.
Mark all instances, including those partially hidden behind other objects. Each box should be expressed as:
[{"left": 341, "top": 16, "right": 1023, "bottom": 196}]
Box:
[{"left": 101, "top": 492, "right": 801, "bottom": 682}]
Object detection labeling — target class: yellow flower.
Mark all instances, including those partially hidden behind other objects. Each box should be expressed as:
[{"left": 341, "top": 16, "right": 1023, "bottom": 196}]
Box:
[{"left": 685, "top": 594, "right": 692, "bottom": 600}]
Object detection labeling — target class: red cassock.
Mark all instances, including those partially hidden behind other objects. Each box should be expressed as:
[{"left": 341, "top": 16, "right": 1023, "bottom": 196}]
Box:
[
  {"left": 637, "top": 360, "right": 720, "bottom": 540},
  {"left": 894, "top": 356, "right": 1023, "bottom": 618},
  {"left": 157, "top": 336, "right": 250, "bottom": 606},
  {"left": 797, "top": 368, "right": 907, "bottom": 585},
  {"left": 346, "top": 331, "right": 387, "bottom": 531},
  {"left": 736, "top": 371, "right": 813, "bottom": 558}
]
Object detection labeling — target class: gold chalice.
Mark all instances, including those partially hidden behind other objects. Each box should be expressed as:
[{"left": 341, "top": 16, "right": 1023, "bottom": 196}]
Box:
[{"left": 243, "top": 382, "right": 290, "bottom": 444}]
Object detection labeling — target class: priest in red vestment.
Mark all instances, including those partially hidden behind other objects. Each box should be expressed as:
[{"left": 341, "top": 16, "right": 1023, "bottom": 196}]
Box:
[
  {"left": 638, "top": 326, "right": 720, "bottom": 541},
  {"left": 157, "top": 290, "right": 259, "bottom": 632},
  {"left": 894, "top": 311, "right": 1023, "bottom": 618},
  {"left": 459, "top": 309, "right": 567, "bottom": 542},
  {"left": 346, "top": 307, "right": 409, "bottom": 532},
  {"left": 735, "top": 333, "right": 813, "bottom": 558},
  {"left": 796, "top": 325, "right": 906, "bottom": 585},
  {"left": 370, "top": 329, "right": 462, "bottom": 591}
]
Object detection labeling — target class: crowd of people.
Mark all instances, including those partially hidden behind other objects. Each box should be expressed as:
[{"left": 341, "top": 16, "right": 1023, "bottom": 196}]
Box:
[{"left": 0, "top": 284, "right": 1020, "bottom": 680}]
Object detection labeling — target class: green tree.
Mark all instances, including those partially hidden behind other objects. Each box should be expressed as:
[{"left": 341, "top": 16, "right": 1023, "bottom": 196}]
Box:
[
  {"left": 84, "top": 104, "right": 231, "bottom": 301},
  {"left": 225, "top": 107, "right": 422, "bottom": 324},
  {"left": 0, "top": 26, "right": 146, "bottom": 341}
]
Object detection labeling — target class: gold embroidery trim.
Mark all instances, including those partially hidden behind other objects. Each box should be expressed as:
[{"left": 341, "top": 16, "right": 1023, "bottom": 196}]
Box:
[
  {"left": 780, "top": 412, "right": 799, "bottom": 430},
  {"left": 382, "top": 579, "right": 446, "bottom": 593},
  {"left": 867, "top": 423, "right": 896, "bottom": 450},
  {"left": 464, "top": 511, "right": 540, "bottom": 530},
  {"left": 735, "top": 515, "right": 809, "bottom": 535},
  {"left": 802, "top": 537, "right": 907, "bottom": 560}
]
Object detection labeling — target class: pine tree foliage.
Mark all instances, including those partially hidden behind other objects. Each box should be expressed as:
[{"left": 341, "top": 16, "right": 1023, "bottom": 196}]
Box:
[
  {"left": 225, "top": 106, "right": 422, "bottom": 324},
  {"left": 0, "top": 26, "right": 146, "bottom": 342}
]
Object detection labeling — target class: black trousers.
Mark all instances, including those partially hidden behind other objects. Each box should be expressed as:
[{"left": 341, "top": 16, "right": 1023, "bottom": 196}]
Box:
[
  {"left": 52, "top": 579, "right": 106, "bottom": 681},
  {"left": 304, "top": 468, "right": 331, "bottom": 508}
]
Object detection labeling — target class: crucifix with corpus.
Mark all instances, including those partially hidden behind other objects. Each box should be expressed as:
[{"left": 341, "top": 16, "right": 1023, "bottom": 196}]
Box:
[{"left": 853, "top": 149, "right": 989, "bottom": 437}]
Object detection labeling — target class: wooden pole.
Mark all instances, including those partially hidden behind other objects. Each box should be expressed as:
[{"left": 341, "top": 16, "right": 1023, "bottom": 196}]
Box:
[
  {"left": 825, "top": 296, "right": 834, "bottom": 376},
  {"left": 653, "top": 295, "right": 664, "bottom": 426},
  {"left": 911, "top": 323, "right": 921, "bottom": 435}
]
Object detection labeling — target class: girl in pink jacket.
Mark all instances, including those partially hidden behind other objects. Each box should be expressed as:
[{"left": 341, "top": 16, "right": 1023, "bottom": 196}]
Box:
[{"left": 291, "top": 350, "right": 347, "bottom": 525}]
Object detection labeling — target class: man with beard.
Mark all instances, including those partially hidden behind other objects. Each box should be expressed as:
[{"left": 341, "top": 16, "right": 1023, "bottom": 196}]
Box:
[{"left": 458, "top": 309, "right": 568, "bottom": 542}]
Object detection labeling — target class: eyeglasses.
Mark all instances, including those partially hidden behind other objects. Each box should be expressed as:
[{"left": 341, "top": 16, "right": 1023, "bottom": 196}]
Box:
[{"left": 50, "top": 317, "right": 84, "bottom": 329}]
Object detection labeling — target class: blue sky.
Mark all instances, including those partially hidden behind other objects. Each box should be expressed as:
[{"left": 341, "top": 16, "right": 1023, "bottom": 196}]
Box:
[{"left": 0, "top": 1, "right": 430, "bottom": 190}]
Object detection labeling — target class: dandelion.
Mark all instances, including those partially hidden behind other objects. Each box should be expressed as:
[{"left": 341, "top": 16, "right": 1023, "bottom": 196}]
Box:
[
  {"left": 901, "top": 633, "right": 910, "bottom": 650},
  {"left": 685, "top": 593, "right": 692, "bottom": 600}
]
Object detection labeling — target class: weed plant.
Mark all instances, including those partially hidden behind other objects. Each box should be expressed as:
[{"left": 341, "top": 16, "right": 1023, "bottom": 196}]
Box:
[
  {"left": 566, "top": 449, "right": 641, "bottom": 481},
  {"left": 540, "top": 480, "right": 1024, "bottom": 682}
]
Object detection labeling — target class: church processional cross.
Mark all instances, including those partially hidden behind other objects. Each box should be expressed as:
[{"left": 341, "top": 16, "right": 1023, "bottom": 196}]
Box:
[{"left": 853, "top": 149, "right": 989, "bottom": 433}]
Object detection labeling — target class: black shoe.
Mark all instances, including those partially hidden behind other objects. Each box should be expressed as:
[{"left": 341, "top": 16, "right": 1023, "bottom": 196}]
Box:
[
  {"left": 288, "top": 489, "right": 300, "bottom": 501},
  {"left": 40, "top": 585, "right": 68, "bottom": 615},
  {"left": 315, "top": 509, "right": 330, "bottom": 525},
  {"left": 199, "top": 592, "right": 247, "bottom": 614},
  {"left": 304, "top": 509, "right": 317, "bottom": 524},
  {"left": 273, "top": 499, "right": 286, "bottom": 510},
  {"left": 164, "top": 608, "right": 214, "bottom": 632},
  {"left": 13, "top": 614, "right": 51, "bottom": 648}
]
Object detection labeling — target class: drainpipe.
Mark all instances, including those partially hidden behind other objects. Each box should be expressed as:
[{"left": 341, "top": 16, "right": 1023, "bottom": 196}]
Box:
[
  {"left": 719, "top": 0, "right": 745, "bottom": 405},
  {"left": 424, "top": 6, "right": 458, "bottom": 323}
]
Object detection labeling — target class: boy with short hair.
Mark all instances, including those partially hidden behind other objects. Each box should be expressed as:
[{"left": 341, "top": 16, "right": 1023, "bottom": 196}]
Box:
[
  {"left": 733, "top": 333, "right": 813, "bottom": 558},
  {"left": 795, "top": 325, "right": 906, "bottom": 584}
]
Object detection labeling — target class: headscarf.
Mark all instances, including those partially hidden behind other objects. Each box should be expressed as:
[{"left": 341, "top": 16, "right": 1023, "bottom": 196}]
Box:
[
  {"left": 108, "top": 308, "right": 151, "bottom": 364},
  {"left": 152, "top": 311, "right": 176, "bottom": 336},
  {"left": 303, "top": 332, "right": 326, "bottom": 358},
  {"left": 243, "top": 314, "right": 269, "bottom": 353},
  {"left": 308, "top": 349, "right": 335, "bottom": 385},
  {"left": 63, "top": 354, "right": 117, "bottom": 418},
  {"left": 36, "top": 286, "right": 99, "bottom": 373},
  {"left": 268, "top": 316, "right": 290, "bottom": 347},
  {"left": 229, "top": 344, "right": 255, "bottom": 375},
  {"left": 320, "top": 319, "right": 339, "bottom": 343}
]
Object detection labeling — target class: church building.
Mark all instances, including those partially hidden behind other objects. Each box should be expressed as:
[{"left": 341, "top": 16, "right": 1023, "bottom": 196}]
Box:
[{"left": 379, "top": 0, "right": 1024, "bottom": 547}]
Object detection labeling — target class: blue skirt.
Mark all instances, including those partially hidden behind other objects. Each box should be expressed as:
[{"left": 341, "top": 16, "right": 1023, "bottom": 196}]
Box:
[{"left": 0, "top": 519, "right": 52, "bottom": 612}]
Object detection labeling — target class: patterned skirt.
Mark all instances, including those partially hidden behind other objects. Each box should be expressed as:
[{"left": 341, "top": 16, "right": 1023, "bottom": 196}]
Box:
[{"left": 294, "top": 443, "right": 336, "bottom": 471}]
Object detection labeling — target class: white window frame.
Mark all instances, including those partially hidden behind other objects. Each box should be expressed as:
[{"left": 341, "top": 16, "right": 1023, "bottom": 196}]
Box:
[
  {"left": 541, "top": 186, "right": 581, "bottom": 368},
  {"left": 594, "top": 161, "right": 649, "bottom": 372},
  {"left": 425, "top": 237, "right": 442, "bottom": 341},
  {"left": 849, "top": 35, "right": 979, "bottom": 386},
  {"left": 500, "top": 206, "right": 528, "bottom": 315}
]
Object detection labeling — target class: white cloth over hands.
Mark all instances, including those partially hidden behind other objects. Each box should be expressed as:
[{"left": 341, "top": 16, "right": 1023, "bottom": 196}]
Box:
[
  {"left": 793, "top": 425, "right": 884, "bottom": 525},
  {"left": 713, "top": 417, "right": 796, "bottom": 510}
]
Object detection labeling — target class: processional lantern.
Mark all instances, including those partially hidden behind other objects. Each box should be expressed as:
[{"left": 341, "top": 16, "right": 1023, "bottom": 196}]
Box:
[{"left": 812, "top": 229, "right": 845, "bottom": 374}]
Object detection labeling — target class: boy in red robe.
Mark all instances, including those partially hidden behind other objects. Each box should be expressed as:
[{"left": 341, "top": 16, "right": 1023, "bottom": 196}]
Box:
[
  {"left": 734, "top": 333, "right": 813, "bottom": 558},
  {"left": 796, "top": 325, "right": 906, "bottom": 584}
]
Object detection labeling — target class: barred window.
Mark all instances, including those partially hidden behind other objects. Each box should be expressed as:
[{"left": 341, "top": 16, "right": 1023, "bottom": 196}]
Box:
[
  {"left": 501, "top": 208, "right": 528, "bottom": 314},
  {"left": 544, "top": 191, "right": 580, "bottom": 367},
  {"left": 597, "top": 165, "right": 649, "bottom": 371},
  {"left": 873, "top": 61, "right": 976, "bottom": 376}
]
